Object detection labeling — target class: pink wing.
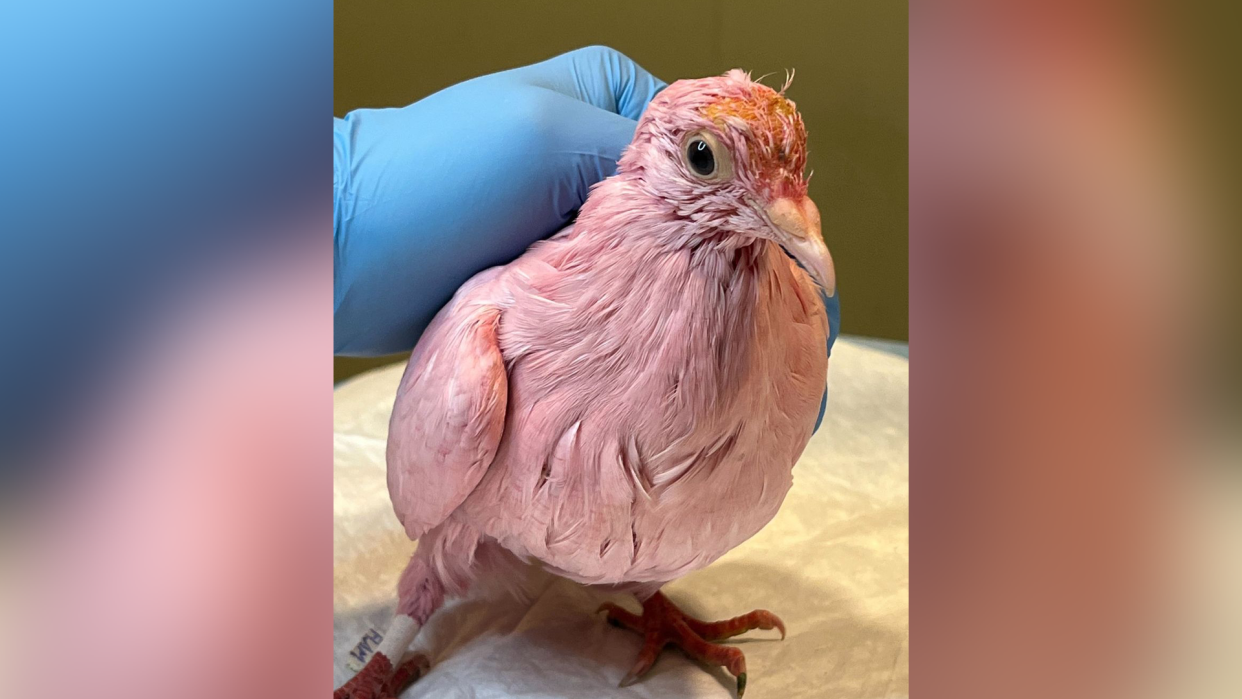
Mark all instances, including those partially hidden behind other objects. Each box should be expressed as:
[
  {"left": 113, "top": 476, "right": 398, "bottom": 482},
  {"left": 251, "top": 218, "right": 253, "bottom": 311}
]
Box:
[{"left": 386, "top": 296, "right": 508, "bottom": 541}]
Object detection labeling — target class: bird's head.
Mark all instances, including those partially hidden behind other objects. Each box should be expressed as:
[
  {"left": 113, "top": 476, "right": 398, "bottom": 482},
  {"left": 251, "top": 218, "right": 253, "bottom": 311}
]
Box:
[{"left": 619, "top": 69, "right": 834, "bottom": 295}]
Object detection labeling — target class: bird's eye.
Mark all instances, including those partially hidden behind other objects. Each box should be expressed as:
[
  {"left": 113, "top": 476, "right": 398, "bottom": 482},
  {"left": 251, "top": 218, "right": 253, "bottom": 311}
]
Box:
[
  {"left": 687, "top": 138, "right": 716, "bottom": 176},
  {"left": 681, "top": 131, "right": 733, "bottom": 181}
]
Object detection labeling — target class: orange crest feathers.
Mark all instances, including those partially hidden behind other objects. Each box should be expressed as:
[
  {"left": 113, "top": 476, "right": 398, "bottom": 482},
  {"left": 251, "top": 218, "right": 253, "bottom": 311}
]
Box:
[{"left": 701, "top": 70, "right": 807, "bottom": 178}]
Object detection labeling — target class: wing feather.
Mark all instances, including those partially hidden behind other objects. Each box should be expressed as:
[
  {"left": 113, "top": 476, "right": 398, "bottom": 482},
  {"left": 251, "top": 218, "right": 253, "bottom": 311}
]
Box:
[{"left": 386, "top": 303, "right": 508, "bottom": 541}]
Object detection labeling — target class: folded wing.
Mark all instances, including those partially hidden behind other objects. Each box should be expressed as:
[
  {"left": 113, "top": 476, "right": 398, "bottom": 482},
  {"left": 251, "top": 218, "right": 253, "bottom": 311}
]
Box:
[{"left": 386, "top": 303, "right": 508, "bottom": 541}]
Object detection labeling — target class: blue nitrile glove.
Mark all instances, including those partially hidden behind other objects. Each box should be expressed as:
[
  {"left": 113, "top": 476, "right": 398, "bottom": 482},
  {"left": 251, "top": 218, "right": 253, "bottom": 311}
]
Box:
[
  {"left": 814, "top": 290, "right": 840, "bottom": 432},
  {"left": 334, "top": 46, "right": 666, "bottom": 355},
  {"left": 333, "top": 45, "right": 838, "bottom": 430}
]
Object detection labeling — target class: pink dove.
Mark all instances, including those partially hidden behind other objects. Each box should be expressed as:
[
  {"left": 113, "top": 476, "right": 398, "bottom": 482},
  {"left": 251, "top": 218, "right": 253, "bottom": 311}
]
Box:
[{"left": 336, "top": 69, "right": 834, "bottom": 699}]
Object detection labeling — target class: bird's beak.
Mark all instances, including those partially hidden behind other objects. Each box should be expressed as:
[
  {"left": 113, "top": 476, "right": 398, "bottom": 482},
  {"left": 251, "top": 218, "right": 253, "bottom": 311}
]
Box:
[{"left": 763, "top": 197, "right": 836, "bottom": 296}]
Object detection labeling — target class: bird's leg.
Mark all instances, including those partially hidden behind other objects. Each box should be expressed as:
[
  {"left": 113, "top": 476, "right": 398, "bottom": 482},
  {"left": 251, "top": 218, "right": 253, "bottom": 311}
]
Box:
[
  {"left": 334, "top": 616, "right": 427, "bottom": 699},
  {"left": 335, "top": 557, "right": 444, "bottom": 698},
  {"left": 598, "top": 591, "right": 786, "bottom": 697}
]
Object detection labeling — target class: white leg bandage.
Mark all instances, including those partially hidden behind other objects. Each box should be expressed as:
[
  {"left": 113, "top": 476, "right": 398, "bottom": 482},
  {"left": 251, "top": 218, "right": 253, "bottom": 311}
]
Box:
[{"left": 375, "top": 614, "right": 421, "bottom": 665}]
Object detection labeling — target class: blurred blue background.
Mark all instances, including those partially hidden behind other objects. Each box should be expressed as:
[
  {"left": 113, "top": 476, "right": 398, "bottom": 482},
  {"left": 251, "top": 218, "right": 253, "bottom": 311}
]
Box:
[{"left": 0, "top": 0, "right": 331, "bottom": 474}]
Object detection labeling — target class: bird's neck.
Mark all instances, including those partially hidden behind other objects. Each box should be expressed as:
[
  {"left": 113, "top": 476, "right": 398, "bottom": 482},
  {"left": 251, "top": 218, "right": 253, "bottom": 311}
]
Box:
[
  {"left": 576, "top": 176, "right": 765, "bottom": 258},
  {"left": 571, "top": 178, "right": 777, "bottom": 413}
]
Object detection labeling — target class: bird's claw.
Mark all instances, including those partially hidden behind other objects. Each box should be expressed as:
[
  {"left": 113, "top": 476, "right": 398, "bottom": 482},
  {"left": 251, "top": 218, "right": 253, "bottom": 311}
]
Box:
[
  {"left": 333, "top": 652, "right": 429, "bottom": 699},
  {"left": 618, "top": 670, "right": 641, "bottom": 688},
  {"left": 600, "top": 592, "right": 773, "bottom": 697}
]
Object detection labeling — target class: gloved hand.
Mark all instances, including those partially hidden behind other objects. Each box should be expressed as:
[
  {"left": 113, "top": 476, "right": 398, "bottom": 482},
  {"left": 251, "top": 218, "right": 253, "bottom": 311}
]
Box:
[
  {"left": 334, "top": 46, "right": 667, "bottom": 355},
  {"left": 332, "top": 46, "right": 838, "bottom": 426}
]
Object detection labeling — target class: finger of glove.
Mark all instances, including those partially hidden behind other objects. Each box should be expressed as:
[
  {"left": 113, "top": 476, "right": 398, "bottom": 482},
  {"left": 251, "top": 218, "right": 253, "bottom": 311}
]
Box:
[
  {"left": 535, "top": 95, "right": 645, "bottom": 213},
  {"left": 824, "top": 288, "right": 840, "bottom": 358},
  {"left": 512, "top": 45, "right": 666, "bottom": 120},
  {"left": 812, "top": 289, "right": 840, "bottom": 433}
]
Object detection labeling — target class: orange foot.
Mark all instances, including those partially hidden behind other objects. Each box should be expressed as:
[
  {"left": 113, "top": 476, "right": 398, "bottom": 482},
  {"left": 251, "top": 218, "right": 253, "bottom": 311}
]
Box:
[
  {"left": 598, "top": 591, "right": 786, "bottom": 697},
  {"left": 333, "top": 653, "right": 429, "bottom": 699}
]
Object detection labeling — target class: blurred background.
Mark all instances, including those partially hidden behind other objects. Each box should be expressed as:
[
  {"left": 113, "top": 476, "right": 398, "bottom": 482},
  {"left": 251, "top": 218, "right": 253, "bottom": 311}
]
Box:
[{"left": 333, "top": 0, "right": 908, "bottom": 382}]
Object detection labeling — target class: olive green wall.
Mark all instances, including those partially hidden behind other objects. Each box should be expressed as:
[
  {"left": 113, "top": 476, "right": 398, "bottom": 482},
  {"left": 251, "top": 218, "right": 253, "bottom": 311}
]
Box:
[{"left": 334, "top": 1, "right": 908, "bottom": 383}]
